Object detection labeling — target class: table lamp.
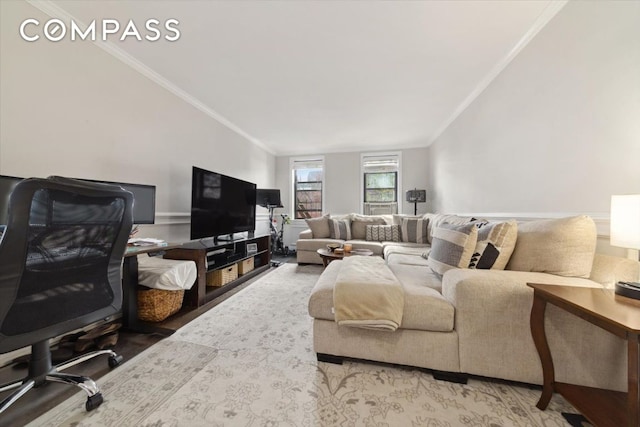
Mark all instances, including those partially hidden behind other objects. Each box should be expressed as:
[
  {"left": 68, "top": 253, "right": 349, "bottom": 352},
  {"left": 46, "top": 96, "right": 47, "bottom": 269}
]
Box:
[
  {"left": 610, "top": 194, "right": 640, "bottom": 299},
  {"left": 406, "top": 189, "right": 426, "bottom": 215}
]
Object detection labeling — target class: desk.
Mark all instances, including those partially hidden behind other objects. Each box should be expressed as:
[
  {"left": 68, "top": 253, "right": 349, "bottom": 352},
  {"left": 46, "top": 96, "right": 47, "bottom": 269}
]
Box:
[
  {"left": 122, "top": 244, "right": 182, "bottom": 336},
  {"left": 528, "top": 283, "right": 640, "bottom": 427}
]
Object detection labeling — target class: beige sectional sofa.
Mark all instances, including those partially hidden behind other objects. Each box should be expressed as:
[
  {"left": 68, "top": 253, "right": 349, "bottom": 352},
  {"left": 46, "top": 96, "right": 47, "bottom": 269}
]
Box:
[
  {"left": 307, "top": 213, "right": 640, "bottom": 391},
  {"left": 296, "top": 213, "right": 432, "bottom": 264}
]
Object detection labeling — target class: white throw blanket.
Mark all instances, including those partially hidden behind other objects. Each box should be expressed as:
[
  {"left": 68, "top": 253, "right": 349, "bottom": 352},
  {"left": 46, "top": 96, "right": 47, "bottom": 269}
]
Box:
[{"left": 333, "top": 256, "right": 404, "bottom": 331}]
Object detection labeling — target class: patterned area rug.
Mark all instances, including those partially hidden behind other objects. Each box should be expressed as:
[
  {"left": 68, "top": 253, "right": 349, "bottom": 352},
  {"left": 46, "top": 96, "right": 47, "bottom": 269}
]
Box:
[{"left": 29, "top": 263, "right": 575, "bottom": 426}]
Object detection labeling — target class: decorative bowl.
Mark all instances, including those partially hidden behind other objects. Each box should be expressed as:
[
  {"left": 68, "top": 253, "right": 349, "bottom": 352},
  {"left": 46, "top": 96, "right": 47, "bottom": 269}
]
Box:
[{"left": 326, "top": 243, "right": 341, "bottom": 252}]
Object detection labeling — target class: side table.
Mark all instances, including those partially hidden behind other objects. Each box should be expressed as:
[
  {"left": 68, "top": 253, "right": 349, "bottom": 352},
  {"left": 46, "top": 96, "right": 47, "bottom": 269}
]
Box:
[{"left": 528, "top": 283, "right": 640, "bottom": 427}]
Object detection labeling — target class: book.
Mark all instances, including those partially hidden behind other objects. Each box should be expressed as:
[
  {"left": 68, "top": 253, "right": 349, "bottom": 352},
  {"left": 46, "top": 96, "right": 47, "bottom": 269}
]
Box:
[{"left": 127, "top": 237, "right": 167, "bottom": 247}]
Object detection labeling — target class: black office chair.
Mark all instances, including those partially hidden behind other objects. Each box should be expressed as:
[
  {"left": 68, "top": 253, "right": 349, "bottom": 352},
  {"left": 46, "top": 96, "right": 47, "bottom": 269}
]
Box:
[{"left": 0, "top": 176, "right": 133, "bottom": 413}]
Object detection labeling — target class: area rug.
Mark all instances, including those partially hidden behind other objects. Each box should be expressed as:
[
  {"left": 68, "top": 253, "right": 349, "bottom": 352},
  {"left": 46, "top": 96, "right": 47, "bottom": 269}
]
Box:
[{"left": 28, "top": 263, "right": 576, "bottom": 426}]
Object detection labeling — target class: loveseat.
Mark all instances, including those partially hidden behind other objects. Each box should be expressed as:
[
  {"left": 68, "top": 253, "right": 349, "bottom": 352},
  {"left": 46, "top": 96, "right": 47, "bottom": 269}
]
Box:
[{"left": 307, "top": 213, "right": 640, "bottom": 392}]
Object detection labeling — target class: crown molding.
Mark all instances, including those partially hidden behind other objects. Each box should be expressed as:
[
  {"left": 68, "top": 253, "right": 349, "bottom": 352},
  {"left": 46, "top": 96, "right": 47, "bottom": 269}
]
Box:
[{"left": 25, "top": 0, "right": 275, "bottom": 156}]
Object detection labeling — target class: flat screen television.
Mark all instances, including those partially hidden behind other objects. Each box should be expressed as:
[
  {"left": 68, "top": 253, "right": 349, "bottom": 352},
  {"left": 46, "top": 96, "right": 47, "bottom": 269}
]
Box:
[
  {"left": 190, "top": 167, "right": 256, "bottom": 241},
  {"left": 76, "top": 178, "right": 156, "bottom": 224},
  {"left": 256, "top": 189, "right": 283, "bottom": 208}
]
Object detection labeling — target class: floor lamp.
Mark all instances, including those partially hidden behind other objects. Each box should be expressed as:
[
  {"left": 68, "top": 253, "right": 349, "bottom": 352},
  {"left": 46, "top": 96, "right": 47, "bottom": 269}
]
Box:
[{"left": 406, "top": 189, "right": 426, "bottom": 215}]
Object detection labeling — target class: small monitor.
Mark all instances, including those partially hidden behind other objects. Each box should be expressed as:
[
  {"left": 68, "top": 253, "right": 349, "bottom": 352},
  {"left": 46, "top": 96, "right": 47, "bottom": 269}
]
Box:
[
  {"left": 0, "top": 175, "right": 24, "bottom": 226},
  {"left": 77, "top": 178, "right": 156, "bottom": 224},
  {"left": 0, "top": 175, "right": 156, "bottom": 226},
  {"left": 256, "top": 189, "right": 282, "bottom": 208}
]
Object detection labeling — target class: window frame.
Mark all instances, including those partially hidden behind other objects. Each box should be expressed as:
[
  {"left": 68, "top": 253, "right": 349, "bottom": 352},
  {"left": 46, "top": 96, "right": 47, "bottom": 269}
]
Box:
[
  {"left": 290, "top": 156, "right": 325, "bottom": 220},
  {"left": 363, "top": 171, "right": 398, "bottom": 203},
  {"left": 360, "top": 151, "right": 402, "bottom": 214}
]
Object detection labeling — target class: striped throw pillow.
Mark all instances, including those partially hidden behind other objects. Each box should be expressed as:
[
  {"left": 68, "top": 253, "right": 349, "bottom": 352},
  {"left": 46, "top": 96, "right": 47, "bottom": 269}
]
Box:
[
  {"left": 329, "top": 219, "right": 352, "bottom": 240},
  {"left": 427, "top": 223, "right": 478, "bottom": 276},
  {"left": 401, "top": 217, "right": 429, "bottom": 243}
]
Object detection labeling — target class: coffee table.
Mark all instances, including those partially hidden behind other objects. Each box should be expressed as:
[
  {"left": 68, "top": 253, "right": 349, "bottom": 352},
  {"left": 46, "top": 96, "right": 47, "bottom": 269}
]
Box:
[{"left": 316, "top": 248, "right": 374, "bottom": 267}]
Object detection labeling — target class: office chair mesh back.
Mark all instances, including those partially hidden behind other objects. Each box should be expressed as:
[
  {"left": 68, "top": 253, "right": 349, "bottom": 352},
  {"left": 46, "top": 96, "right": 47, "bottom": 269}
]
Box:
[{"left": 0, "top": 177, "right": 133, "bottom": 352}]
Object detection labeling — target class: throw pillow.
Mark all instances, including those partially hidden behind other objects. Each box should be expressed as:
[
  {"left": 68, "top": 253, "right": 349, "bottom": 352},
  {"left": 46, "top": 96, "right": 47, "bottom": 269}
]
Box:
[
  {"left": 305, "top": 214, "right": 330, "bottom": 238},
  {"left": 427, "top": 223, "right": 478, "bottom": 276},
  {"left": 401, "top": 217, "right": 429, "bottom": 243},
  {"left": 329, "top": 218, "right": 352, "bottom": 240},
  {"left": 427, "top": 214, "right": 478, "bottom": 244},
  {"left": 350, "top": 214, "right": 388, "bottom": 240},
  {"left": 468, "top": 220, "right": 518, "bottom": 270},
  {"left": 392, "top": 214, "right": 422, "bottom": 225},
  {"left": 506, "top": 215, "right": 597, "bottom": 278},
  {"left": 366, "top": 224, "right": 401, "bottom": 242}
]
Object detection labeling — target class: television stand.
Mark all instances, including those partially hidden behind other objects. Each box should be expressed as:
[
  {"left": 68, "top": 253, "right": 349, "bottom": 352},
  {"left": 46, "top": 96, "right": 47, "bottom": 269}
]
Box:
[
  {"left": 215, "top": 234, "right": 242, "bottom": 242},
  {"left": 164, "top": 234, "right": 271, "bottom": 307}
]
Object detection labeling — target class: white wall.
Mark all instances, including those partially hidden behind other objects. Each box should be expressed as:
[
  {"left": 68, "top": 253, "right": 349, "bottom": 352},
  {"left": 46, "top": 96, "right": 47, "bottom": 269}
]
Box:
[
  {"left": 0, "top": 1, "right": 276, "bottom": 242},
  {"left": 401, "top": 147, "right": 432, "bottom": 215},
  {"left": 428, "top": 0, "right": 639, "bottom": 255},
  {"left": 276, "top": 147, "right": 429, "bottom": 247}
]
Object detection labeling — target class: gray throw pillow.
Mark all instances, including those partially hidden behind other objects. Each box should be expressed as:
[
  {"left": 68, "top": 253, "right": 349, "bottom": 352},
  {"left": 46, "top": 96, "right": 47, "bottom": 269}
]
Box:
[
  {"left": 329, "top": 218, "right": 352, "bottom": 240},
  {"left": 428, "top": 223, "right": 478, "bottom": 276},
  {"left": 401, "top": 217, "right": 429, "bottom": 243},
  {"left": 366, "top": 224, "right": 401, "bottom": 242}
]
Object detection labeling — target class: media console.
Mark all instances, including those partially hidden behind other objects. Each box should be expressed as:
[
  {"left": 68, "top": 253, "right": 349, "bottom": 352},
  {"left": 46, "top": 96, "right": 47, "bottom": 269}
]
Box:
[{"left": 163, "top": 234, "right": 271, "bottom": 307}]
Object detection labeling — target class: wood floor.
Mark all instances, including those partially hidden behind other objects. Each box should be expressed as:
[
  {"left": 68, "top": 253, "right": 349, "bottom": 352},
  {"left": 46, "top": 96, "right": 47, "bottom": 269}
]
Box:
[{"left": 0, "top": 255, "right": 295, "bottom": 426}]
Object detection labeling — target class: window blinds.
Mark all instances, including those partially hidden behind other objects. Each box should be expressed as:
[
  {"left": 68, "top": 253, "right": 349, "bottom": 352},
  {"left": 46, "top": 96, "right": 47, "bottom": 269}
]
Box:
[{"left": 362, "top": 154, "right": 400, "bottom": 173}]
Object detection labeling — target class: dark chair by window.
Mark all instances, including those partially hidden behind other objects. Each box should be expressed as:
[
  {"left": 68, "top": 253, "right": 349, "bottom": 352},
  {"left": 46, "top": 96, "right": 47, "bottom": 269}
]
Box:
[{"left": 0, "top": 176, "right": 133, "bottom": 413}]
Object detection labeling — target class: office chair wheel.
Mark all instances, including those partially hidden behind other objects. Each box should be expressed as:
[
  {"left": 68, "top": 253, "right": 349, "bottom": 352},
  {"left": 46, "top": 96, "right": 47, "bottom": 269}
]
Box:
[
  {"left": 108, "top": 355, "right": 123, "bottom": 368},
  {"left": 85, "top": 392, "right": 103, "bottom": 411}
]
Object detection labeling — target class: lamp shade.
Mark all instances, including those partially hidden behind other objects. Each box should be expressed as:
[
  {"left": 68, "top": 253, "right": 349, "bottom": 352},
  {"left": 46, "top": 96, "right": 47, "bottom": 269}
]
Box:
[
  {"left": 406, "top": 189, "right": 426, "bottom": 203},
  {"left": 610, "top": 194, "right": 640, "bottom": 250}
]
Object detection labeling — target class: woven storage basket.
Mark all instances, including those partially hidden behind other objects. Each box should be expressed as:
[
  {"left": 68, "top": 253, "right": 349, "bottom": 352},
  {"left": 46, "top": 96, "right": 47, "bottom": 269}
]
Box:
[
  {"left": 137, "top": 288, "right": 185, "bottom": 322},
  {"left": 238, "top": 258, "right": 254, "bottom": 275},
  {"left": 207, "top": 264, "right": 238, "bottom": 286}
]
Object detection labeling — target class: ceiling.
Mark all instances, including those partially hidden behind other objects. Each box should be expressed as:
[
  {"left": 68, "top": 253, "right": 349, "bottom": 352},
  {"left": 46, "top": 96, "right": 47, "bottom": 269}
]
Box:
[{"left": 46, "top": 0, "right": 564, "bottom": 156}]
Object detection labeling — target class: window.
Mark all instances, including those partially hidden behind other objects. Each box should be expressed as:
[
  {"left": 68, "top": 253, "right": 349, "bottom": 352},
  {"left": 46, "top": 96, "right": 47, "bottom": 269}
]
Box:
[
  {"left": 364, "top": 172, "right": 396, "bottom": 203},
  {"left": 361, "top": 153, "right": 401, "bottom": 215},
  {"left": 291, "top": 157, "right": 324, "bottom": 219}
]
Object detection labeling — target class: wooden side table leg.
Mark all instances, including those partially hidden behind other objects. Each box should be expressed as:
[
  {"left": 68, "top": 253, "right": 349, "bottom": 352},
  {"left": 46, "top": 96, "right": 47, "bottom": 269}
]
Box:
[
  {"left": 530, "top": 292, "right": 555, "bottom": 410},
  {"left": 628, "top": 333, "right": 639, "bottom": 427}
]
